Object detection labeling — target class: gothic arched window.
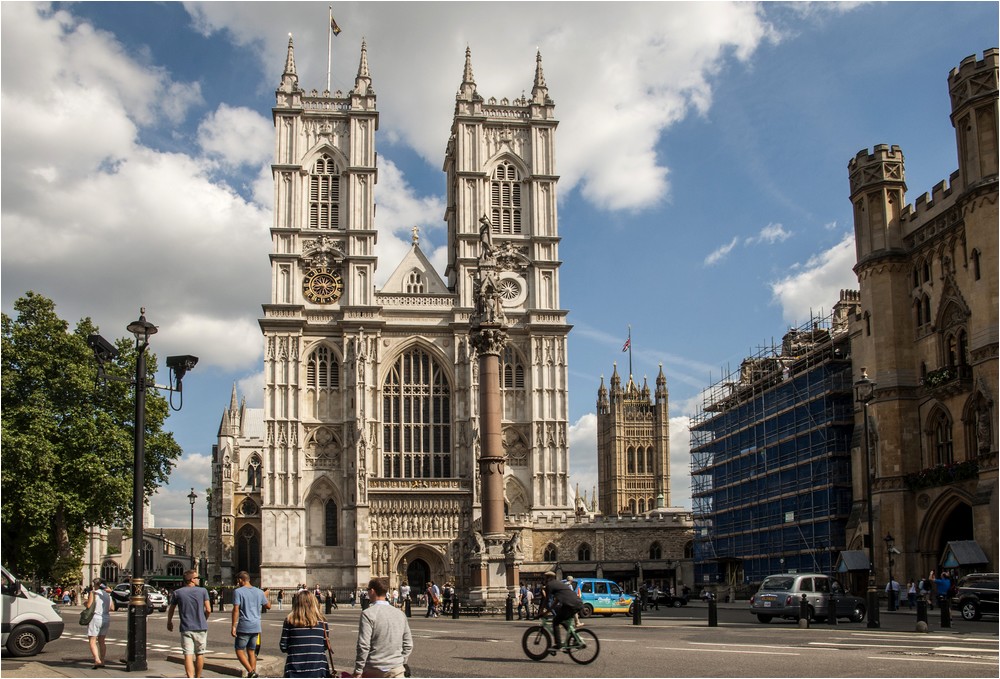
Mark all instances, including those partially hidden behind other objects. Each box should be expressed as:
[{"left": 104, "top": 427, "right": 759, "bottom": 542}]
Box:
[
  {"left": 971, "top": 249, "right": 981, "bottom": 281},
  {"left": 490, "top": 161, "right": 522, "bottom": 234},
  {"left": 577, "top": 543, "right": 592, "bottom": 561},
  {"left": 142, "top": 540, "right": 154, "bottom": 573},
  {"left": 246, "top": 454, "right": 262, "bottom": 490},
  {"left": 101, "top": 561, "right": 119, "bottom": 583},
  {"left": 646, "top": 448, "right": 655, "bottom": 473},
  {"left": 543, "top": 544, "right": 557, "bottom": 561},
  {"left": 237, "top": 525, "right": 261, "bottom": 575},
  {"left": 382, "top": 347, "right": 452, "bottom": 479},
  {"left": 325, "top": 499, "right": 338, "bottom": 546},
  {"left": 307, "top": 346, "right": 339, "bottom": 389},
  {"left": 309, "top": 154, "right": 340, "bottom": 229},
  {"left": 501, "top": 346, "right": 525, "bottom": 390},
  {"left": 627, "top": 448, "right": 635, "bottom": 474},
  {"left": 166, "top": 561, "right": 184, "bottom": 577},
  {"left": 649, "top": 542, "right": 663, "bottom": 560},
  {"left": 405, "top": 271, "right": 424, "bottom": 294},
  {"left": 638, "top": 498, "right": 646, "bottom": 513},
  {"left": 931, "top": 409, "right": 954, "bottom": 466}
]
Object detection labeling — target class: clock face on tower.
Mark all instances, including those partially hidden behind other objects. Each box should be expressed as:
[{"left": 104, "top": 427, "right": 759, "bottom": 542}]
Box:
[{"left": 302, "top": 267, "right": 343, "bottom": 304}]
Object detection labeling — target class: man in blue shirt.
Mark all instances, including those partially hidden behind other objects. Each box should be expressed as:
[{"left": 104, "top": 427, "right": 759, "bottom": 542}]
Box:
[
  {"left": 231, "top": 571, "right": 270, "bottom": 678},
  {"left": 167, "top": 570, "right": 211, "bottom": 678}
]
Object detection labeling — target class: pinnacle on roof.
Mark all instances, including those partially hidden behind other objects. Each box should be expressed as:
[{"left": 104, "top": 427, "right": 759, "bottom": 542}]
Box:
[
  {"left": 278, "top": 34, "right": 299, "bottom": 92},
  {"left": 284, "top": 34, "right": 297, "bottom": 76},
  {"left": 229, "top": 383, "right": 239, "bottom": 412},
  {"left": 458, "top": 45, "right": 478, "bottom": 99},
  {"left": 531, "top": 50, "right": 549, "bottom": 104},
  {"left": 354, "top": 38, "right": 373, "bottom": 95}
]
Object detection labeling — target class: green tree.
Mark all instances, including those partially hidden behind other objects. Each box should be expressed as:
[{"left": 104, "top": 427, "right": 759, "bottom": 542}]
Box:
[{"left": 1, "top": 292, "right": 183, "bottom": 583}]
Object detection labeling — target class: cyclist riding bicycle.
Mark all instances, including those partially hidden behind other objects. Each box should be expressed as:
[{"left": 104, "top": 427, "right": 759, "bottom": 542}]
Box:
[{"left": 539, "top": 570, "right": 583, "bottom": 651}]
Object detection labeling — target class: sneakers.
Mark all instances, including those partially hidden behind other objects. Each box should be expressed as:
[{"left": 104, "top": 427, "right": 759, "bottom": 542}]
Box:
[{"left": 247, "top": 672, "right": 259, "bottom": 678}]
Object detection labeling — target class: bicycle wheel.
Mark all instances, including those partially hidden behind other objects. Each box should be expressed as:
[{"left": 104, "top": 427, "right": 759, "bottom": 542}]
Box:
[
  {"left": 521, "top": 625, "right": 552, "bottom": 661},
  {"left": 567, "top": 628, "right": 600, "bottom": 665}
]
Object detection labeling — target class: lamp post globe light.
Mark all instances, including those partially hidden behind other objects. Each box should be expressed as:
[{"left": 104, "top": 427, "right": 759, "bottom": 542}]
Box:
[
  {"left": 87, "top": 308, "right": 197, "bottom": 671},
  {"left": 188, "top": 488, "right": 198, "bottom": 578},
  {"left": 854, "top": 368, "right": 879, "bottom": 629}
]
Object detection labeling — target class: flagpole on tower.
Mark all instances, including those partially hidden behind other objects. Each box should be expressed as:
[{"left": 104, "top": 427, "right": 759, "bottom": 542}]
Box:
[
  {"left": 627, "top": 325, "right": 633, "bottom": 377},
  {"left": 326, "top": 6, "right": 333, "bottom": 92}
]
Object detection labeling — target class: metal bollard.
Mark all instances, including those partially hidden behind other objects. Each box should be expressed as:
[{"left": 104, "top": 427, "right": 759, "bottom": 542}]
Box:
[
  {"left": 325, "top": 597, "right": 332, "bottom": 614},
  {"left": 707, "top": 596, "right": 717, "bottom": 627},
  {"left": 452, "top": 599, "right": 460, "bottom": 619},
  {"left": 632, "top": 599, "right": 642, "bottom": 625},
  {"left": 827, "top": 595, "right": 837, "bottom": 626},
  {"left": 916, "top": 598, "right": 927, "bottom": 624},
  {"left": 798, "top": 593, "right": 809, "bottom": 628},
  {"left": 404, "top": 598, "right": 411, "bottom": 618},
  {"left": 940, "top": 597, "right": 951, "bottom": 628},
  {"left": 506, "top": 595, "right": 514, "bottom": 621}
]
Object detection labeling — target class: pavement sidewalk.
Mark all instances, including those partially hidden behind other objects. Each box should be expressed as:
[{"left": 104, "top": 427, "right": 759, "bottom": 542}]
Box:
[{"left": 0, "top": 654, "right": 284, "bottom": 678}]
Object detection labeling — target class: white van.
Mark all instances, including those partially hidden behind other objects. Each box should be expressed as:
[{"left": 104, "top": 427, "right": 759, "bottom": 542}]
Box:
[{"left": 1, "top": 565, "right": 65, "bottom": 656}]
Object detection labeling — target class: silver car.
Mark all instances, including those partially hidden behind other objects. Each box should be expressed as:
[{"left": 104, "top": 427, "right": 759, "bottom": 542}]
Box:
[{"left": 749, "top": 573, "right": 866, "bottom": 623}]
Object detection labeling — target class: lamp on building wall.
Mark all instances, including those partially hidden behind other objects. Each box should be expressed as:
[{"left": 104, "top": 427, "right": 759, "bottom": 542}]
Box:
[
  {"left": 87, "top": 309, "right": 198, "bottom": 671},
  {"left": 188, "top": 488, "right": 198, "bottom": 574},
  {"left": 854, "top": 367, "right": 879, "bottom": 629}
]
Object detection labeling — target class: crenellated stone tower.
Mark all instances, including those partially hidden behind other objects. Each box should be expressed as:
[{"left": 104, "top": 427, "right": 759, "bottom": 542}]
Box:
[
  {"left": 596, "top": 363, "right": 670, "bottom": 516},
  {"left": 847, "top": 49, "right": 998, "bottom": 579},
  {"left": 208, "top": 39, "right": 572, "bottom": 594}
]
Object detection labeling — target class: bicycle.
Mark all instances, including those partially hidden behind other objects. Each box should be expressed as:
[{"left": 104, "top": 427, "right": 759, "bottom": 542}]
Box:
[{"left": 521, "top": 612, "right": 600, "bottom": 664}]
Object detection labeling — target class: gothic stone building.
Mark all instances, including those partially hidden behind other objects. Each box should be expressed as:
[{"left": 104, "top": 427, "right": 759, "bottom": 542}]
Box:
[
  {"left": 207, "top": 39, "right": 692, "bottom": 594},
  {"left": 847, "top": 49, "right": 998, "bottom": 579}
]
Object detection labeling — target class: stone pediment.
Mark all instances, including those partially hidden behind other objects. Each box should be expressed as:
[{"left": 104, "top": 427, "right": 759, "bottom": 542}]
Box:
[{"left": 380, "top": 241, "right": 449, "bottom": 295}]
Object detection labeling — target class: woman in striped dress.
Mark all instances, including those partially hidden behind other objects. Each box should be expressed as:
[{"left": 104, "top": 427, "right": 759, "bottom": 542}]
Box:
[{"left": 280, "top": 591, "right": 334, "bottom": 677}]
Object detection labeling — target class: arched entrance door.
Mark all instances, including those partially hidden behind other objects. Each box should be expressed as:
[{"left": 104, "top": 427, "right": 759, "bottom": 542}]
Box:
[
  {"left": 236, "top": 525, "right": 261, "bottom": 581},
  {"left": 935, "top": 503, "right": 974, "bottom": 562},
  {"left": 406, "top": 558, "right": 430, "bottom": 595}
]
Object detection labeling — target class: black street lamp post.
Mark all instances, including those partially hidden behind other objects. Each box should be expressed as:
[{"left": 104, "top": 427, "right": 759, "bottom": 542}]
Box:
[
  {"left": 188, "top": 488, "right": 198, "bottom": 578},
  {"left": 87, "top": 309, "right": 197, "bottom": 672},
  {"left": 854, "top": 367, "right": 880, "bottom": 629}
]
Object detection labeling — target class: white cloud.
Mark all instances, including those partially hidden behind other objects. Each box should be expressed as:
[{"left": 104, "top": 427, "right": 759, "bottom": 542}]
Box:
[
  {"left": 238, "top": 371, "right": 266, "bottom": 408},
  {"left": 183, "top": 2, "right": 779, "bottom": 212},
  {"left": 770, "top": 232, "right": 858, "bottom": 323},
  {"left": 149, "top": 453, "right": 213, "bottom": 527},
  {"left": 198, "top": 104, "right": 273, "bottom": 169},
  {"left": 568, "top": 413, "right": 599, "bottom": 503},
  {"left": 669, "top": 416, "right": 692, "bottom": 510},
  {"left": 704, "top": 236, "right": 739, "bottom": 266},
  {"left": 747, "top": 222, "right": 792, "bottom": 245}
]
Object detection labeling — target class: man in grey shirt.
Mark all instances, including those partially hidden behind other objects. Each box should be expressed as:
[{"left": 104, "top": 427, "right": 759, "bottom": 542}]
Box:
[{"left": 354, "top": 578, "right": 413, "bottom": 677}]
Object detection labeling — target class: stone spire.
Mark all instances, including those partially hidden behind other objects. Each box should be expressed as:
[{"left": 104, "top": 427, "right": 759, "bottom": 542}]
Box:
[
  {"left": 656, "top": 363, "right": 668, "bottom": 402},
  {"left": 279, "top": 34, "right": 299, "bottom": 92},
  {"left": 531, "top": 50, "right": 549, "bottom": 104},
  {"left": 458, "top": 46, "right": 477, "bottom": 100},
  {"left": 354, "top": 38, "right": 373, "bottom": 95},
  {"left": 229, "top": 383, "right": 239, "bottom": 413}
]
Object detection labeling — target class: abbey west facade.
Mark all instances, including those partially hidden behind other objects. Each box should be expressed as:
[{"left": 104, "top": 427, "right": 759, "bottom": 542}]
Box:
[{"left": 207, "top": 39, "right": 694, "bottom": 595}]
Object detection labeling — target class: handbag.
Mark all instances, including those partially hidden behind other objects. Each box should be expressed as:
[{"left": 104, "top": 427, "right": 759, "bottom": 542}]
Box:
[
  {"left": 322, "top": 621, "right": 336, "bottom": 678},
  {"left": 79, "top": 599, "right": 96, "bottom": 626}
]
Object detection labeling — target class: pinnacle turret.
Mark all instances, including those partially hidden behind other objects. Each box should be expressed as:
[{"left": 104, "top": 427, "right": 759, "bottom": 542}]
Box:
[
  {"left": 458, "top": 46, "right": 477, "bottom": 100},
  {"left": 278, "top": 34, "right": 299, "bottom": 92},
  {"left": 531, "top": 50, "right": 549, "bottom": 104},
  {"left": 229, "top": 383, "right": 239, "bottom": 413},
  {"left": 354, "top": 38, "right": 373, "bottom": 95}
]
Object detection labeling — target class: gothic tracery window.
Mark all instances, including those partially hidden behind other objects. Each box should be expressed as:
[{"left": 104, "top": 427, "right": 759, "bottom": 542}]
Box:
[
  {"left": 382, "top": 347, "right": 452, "bottom": 478},
  {"left": 649, "top": 542, "right": 663, "bottom": 560},
  {"left": 324, "top": 500, "right": 338, "bottom": 546},
  {"left": 101, "top": 561, "right": 119, "bottom": 583},
  {"left": 309, "top": 154, "right": 340, "bottom": 229},
  {"left": 246, "top": 454, "right": 262, "bottom": 490},
  {"left": 166, "top": 561, "right": 184, "bottom": 577},
  {"left": 543, "top": 544, "right": 557, "bottom": 561},
  {"left": 501, "top": 346, "right": 525, "bottom": 390},
  {"left": 307, "top": 346, "right": 339, "bottom": 389},
  {"left": 577, "top": 543, "right": 592, "bottom": 561},
  {"left": 931, "top": 409, "right": 954, "bottom": 465},
  {"left": 490, "top": 161, "right": 522, "bottom": 234},
  {"left": 405, "top": 271, "right": 424, "bottom": 294}
]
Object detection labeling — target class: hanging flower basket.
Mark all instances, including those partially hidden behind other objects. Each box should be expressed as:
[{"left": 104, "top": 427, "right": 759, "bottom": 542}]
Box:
[{"left": 904, "top": 460, "right": 979, "bottom": 491}]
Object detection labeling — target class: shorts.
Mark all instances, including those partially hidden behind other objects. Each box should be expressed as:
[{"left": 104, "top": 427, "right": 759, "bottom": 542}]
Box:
[
  {"left": 234, "top": 632, "right": 258, "bottom": 651},
  {"left": 181, "top": 630, "right": 208, "bottom": 655},
  {"left": 87, "top": 614, "right": 110, "bottom": 638}
]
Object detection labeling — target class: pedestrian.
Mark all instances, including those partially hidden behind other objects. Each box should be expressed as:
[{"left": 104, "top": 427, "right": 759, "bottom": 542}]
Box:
[
  {"left": 231, "top": 571, "right": 271, "bottom": 678},
  {"left": 280, "top": 591, "right": 334, "bottom": 678},
  {"left": 330, "top": 589, "right": 338, "bottom": 610},
  {"left": 277, "top": 588, "right": 285, "bottom": 610},
  {"left": 884, "top": 577, "right": 900, "bottom": 609},
  {"left": 209, "top": 588, "right": 218, "bottom": 612},
  {"left": 167, "top": 569, "right": 211, "bottom": 678},
  {"left": 516, "top": 583, "right": 529, "bottom": 619},
  {"left": 399, "top": 582, "right": 410, "bottom": 609},
  {"left": 425, "top": 580, "right": 439, "bottom": 617},
  {"left": 934, "top": 569, "right": 952, "bottom": 609},
  {"left": 353, "top": 578, "right": 413, "bottom": 678},
  {"left": 906, "top": 580, "right": 917, "bottom": 609},
  {"left": 84, "top": 578, "right": 112, "bottom": 669},
  {"left": 639, "top": 582, "right": 648, "bottom": 611},
  {"left": 539, "top": 570, "right": 583, "bottom": 653}
]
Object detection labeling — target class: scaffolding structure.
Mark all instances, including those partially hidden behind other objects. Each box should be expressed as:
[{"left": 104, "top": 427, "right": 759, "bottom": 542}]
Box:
[{"left": 690, "top": 305, "right": 855, "bottom": 588}]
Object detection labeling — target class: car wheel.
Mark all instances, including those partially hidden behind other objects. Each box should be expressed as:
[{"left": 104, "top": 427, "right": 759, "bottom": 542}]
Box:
[
  {"left": 850, "top": 603, "right": 866, "bottom": 623},
  {"left": 673, "top": 600, "right": 683, "bottom": 608},
  {"left": 580, "top": 603, "right": 593, "bottom": 618},
  {"left": 6, "top": 624, "right": 45, "bottom": 657},
  {"left": 960, "top": 601, "right": 980, "bottom": 621},
  {"left": 756, "top": 614, "right": 772, "bottom": 623}
]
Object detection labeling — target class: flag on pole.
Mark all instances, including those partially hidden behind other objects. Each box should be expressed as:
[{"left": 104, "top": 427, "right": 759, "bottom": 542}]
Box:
[
  {"left": 621, "top": 337, "right": 630, "bottom": 352},
  {"left": 331, "top": 15, "right": 342, "bottom": 35}
]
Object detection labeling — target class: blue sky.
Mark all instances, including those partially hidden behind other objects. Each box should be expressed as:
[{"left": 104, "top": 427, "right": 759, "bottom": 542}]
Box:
[{"left": 2, "top": 2, "right": 997, "bottom": 527}]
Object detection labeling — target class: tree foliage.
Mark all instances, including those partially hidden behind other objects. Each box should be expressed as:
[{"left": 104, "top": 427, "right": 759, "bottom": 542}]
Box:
[{"left": 2, "top": 292, "right": 183, "bottom": 583}]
